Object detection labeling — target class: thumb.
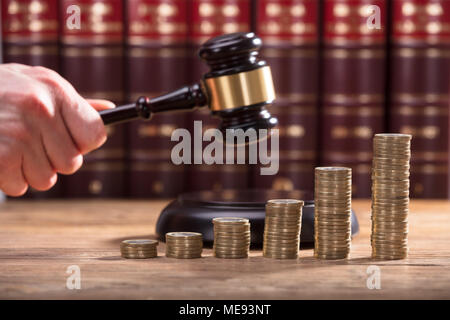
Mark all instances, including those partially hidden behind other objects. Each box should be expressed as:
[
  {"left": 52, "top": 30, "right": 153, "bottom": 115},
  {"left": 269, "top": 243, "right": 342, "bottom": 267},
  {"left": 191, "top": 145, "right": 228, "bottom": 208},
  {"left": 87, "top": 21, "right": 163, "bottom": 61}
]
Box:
[{"left": 86, "top": 99, "right": 116, "bottom": 111}]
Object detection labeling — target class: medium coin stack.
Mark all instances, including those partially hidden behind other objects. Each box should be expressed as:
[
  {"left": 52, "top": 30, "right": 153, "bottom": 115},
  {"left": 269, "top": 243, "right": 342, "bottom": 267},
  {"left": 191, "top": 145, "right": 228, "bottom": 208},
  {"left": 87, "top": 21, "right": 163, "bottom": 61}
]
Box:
[
  {"left": 314, "top": 167, "right": 352, "bottom": 260},
  {"left": 371, "top": 133, "right": 412, "bottom": 260},
  {"left": 165, "top": 232, "right": 203, "bottom": 259},
  {"left": 263, "top": 199, "right": 304, "bottom": 259},
  {"left": 120, "top": 239, "right": 158, "bottom": 259},
  {"left": 213, "top": 217, "right": 250, "bottom": 259}
]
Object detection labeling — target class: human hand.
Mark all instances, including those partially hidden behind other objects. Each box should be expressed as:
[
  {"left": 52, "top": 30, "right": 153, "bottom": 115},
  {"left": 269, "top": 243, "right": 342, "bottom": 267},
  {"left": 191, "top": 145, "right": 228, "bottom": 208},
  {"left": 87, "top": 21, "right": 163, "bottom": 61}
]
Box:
[{"left": 0, "top": 63, "right": 114, "bottom": 196}]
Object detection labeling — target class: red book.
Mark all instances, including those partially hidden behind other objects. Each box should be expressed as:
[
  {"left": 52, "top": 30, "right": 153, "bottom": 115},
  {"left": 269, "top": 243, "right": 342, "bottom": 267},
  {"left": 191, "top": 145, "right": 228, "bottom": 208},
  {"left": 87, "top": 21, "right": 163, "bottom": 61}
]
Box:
[
  {"left": 389, "top": 0, "right": 450, "bottom": 198},
  {"left": 320, "top": 0, "right": 387, "bottom": 198},
  {"left": 126, "top": 0, "right": 189, "bottom": 198},
  {"left": 185, "top": 0, "right": 252, "bottom": 192},
  {"left": 252, "top": 0, "right": 319, "bottom": 194},
  {"left": 60, "top": 0, "right": 126, "bottom": 197},
  {"left": 1, "top": 0, "right": 63, "bottom": 198},
  {"left": 2, "top": 0, "right": 59, "bottom": 69}
]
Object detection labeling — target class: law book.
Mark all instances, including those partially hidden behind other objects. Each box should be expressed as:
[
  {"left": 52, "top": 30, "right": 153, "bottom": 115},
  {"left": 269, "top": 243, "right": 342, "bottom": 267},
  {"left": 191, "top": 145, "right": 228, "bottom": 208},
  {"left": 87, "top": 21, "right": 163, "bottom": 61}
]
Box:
[
  {"left": 251, "top": 0, "right": 319, "bottom": 194},
  {"left": 126, "top": 0, "right": 189, "bottom": 198},
  {"left": 186, "top": 0, "right": 251, "bottom": 192},
  {"left": 60, "top": 0, "right": 126, "bottom": 198},
  {"left": 1, "top": 0, "right": 63, "bottom": 198},
  {"left": 389, "top": 0, "right": 449, "bottom": 198},
  {"left": 320, "top": 0, "right": 387, "bottom": 198},
  {"left": 1, "top": 0, "right": 59, "bottom": 70}
]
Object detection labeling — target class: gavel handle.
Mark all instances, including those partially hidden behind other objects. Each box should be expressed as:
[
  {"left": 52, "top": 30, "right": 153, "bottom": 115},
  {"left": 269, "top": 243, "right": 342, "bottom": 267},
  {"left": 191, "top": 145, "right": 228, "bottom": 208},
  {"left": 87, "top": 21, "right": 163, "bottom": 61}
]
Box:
[
  {"left": 99, "top": 83, "right": 207, "bottom": 125},
  {"left": 99, "top": 98, "right": 150, "bottom": 125}
]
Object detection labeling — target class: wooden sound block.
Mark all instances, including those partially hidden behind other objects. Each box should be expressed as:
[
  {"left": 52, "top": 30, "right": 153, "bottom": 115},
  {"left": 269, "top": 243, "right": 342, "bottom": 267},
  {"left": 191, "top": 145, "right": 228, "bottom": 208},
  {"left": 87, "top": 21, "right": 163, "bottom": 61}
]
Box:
[{"left": 156, "top": 189, "right": 359, "bottom": 248}]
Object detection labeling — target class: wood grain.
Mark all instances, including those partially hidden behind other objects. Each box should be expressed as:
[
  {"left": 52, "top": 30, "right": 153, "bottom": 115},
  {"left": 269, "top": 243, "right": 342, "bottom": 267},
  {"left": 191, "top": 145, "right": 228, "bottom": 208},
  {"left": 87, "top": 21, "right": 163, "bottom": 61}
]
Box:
[{"left": 0, "top": 199, "right": 449, "bottom": 299}]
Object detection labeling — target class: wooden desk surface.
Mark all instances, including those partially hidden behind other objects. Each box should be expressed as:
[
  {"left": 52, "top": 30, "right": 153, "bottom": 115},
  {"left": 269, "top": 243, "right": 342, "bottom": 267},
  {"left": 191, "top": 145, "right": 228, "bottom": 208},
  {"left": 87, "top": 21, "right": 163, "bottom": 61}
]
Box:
[{"left": 0, "top": 199, "right": 449, "bottom": 299}]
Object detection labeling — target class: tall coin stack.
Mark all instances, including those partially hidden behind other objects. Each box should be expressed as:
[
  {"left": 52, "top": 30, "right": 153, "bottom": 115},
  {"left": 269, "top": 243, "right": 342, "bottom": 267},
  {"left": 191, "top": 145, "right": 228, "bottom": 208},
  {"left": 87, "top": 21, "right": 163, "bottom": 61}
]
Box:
[
  {"left": 120, "top": 239, "right": 158, "bottom": 259},
  {"left": 213, "top": 217, "right": 250, "bottom": 259},
  {"left": 371, "top": 133, "right": 412, "bottom": 260},
  {"left": 165, "top": 232, "right": 203, "bottom": 259},
  {"left": 314, "top": 167, "right": 352, "bottom": 260},
  {"left": 263, "top": 199, "right": 304, "bottom": 259}
]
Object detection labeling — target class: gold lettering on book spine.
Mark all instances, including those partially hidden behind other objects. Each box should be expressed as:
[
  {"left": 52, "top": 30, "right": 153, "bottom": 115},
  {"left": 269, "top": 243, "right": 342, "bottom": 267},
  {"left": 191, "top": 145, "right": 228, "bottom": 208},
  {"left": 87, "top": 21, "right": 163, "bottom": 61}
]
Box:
[
  {"left": 138, "top": 124, "right": 176, "bottom": 138},
  {"left": 331, "top": 126, "right": 373, "bottom": 139},
  {"left": 391, "top": 105, "right": 448, "bottom": 116},
  {"left": 272, "top": 178, "right": 295, "bottom": 191},
  {"left": 400, "top": 126, "right": 440, "bottom": 139},
  {"left": 8, "top": 0, "right": 47, "bottom": 14}
]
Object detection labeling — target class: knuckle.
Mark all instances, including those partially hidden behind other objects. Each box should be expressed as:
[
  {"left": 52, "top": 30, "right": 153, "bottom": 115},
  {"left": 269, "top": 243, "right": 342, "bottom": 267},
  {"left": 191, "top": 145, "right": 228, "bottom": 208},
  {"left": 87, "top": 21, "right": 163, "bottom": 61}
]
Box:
[
  {"left": 24, "top": 90, "right": 52, "bottom": 115},
  {"left": 38, "top": 70, "right": 63, "bottom": 90},
  {"left": 32, "top": 66, "right": 57, "bottom": 78},
  {"left": 32, "top": 67, "right": 73, "bottom": 104}
]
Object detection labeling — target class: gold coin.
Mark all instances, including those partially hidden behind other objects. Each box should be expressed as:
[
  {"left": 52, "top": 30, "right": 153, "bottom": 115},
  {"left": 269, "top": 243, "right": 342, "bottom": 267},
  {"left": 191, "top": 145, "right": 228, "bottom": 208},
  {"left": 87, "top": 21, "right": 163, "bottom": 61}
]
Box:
[
  {"left": 214, "top": 232, "right": 249, "bottom": 238},
  {"left": 215, "top": 254, "right": 248, "bottom": 259},
  {"left": 166, "top": 254, "right": 202, "bottom": 258},
  {"left": 265, "top": 215, "right": 301, "bottom": 221},
  {"left": 267, "top": 199, "right": 304, "bottom": 207},
  {"left": 166, "top": 241, "right": 203, "bottom": 246},
  {"left": 264, "top": 250, "right": 299, "bottom": 256},
  {"left": 265, "top": 209, "right": 302, "bottom": 216},
  {"left": 214, "top": 248, "right": 249, "bottom": 253},
  {"left": 166, "top": 232, "right": 202, "bottom": 238},
  {"left": 264, "top": 222, "right": 300, "bottom": 229},
  {"left": 120, "top": 249, "right": 157, "bottom": 254},
  {"left": 121, "top": 239, "right": 158, "bottom": 248},
  {"left": 213, "top": 217, "right": 249, "bottom": 224},
  {"left": 121, "top": 253, "right": 157, "bottom": 259}
]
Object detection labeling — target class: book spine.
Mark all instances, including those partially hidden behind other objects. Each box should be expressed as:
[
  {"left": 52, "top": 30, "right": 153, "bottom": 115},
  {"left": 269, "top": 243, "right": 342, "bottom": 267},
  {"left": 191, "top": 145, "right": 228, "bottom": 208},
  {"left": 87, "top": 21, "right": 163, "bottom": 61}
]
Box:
[
  {"left": 251, "top": 0, "right": 319, "bottom": 194},
  {"left": 1, "top": 0, "right": 59, "bottom": 70},
  {"left": 60, "top": 0, "right": 126, "bottom": 198},
  {"left": 126, "top": 0, "right": 188, "bottom": 198},
  {"left": 186, "top": 0, "right": 251, "bottom": 192},
  {"left": 1, "top": 0, "right": 63, "bottom": 198},
  {"left": 321, "top": 0, "right": 387, "bottom": 198},
  {"left": 389, "top": 0, "right": 450, "bottom": 198}
]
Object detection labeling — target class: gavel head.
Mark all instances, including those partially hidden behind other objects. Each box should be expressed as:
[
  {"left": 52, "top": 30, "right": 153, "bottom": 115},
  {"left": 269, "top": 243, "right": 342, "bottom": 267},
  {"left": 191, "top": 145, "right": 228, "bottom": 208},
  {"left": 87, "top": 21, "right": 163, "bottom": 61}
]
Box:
[{"left": 199, "top": 32, "right": 278, "bottom": 132}]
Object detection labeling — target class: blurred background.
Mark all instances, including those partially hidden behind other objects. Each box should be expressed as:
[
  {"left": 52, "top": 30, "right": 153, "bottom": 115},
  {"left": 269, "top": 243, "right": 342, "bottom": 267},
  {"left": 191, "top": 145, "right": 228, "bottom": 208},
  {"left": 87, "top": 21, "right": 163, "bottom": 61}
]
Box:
[{"left": 0, "top": 0, "right": 449, "bottom": 201}]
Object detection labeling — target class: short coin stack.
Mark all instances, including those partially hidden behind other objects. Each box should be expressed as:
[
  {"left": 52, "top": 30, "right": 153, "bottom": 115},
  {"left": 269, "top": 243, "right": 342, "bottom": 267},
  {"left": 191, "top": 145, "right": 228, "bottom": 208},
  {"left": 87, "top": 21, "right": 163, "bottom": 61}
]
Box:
[
  {"left": 314, "top": 167, "right": 352, "bottom": 260},
  {"left": 263, "top": 199, "right": 304, "bottom": 259},
  {"left": 165, "top": 232, "right": 203, "bottom": 259},
  {"left": 371, "top": 133, "right": 412, "bottom": 260},
  {"left": 213, "top": 217, "right": 250, "bottom": 259},
  {"left": 120, "top": 239, "right": 158, "bottom": 259}
]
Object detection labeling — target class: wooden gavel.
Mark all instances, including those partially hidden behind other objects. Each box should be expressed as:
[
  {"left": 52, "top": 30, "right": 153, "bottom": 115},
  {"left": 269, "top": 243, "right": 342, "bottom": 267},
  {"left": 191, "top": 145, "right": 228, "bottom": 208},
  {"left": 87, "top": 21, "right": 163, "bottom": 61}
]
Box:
[{"left": 98, "top": 32, "right": 278, "bottom": 132}]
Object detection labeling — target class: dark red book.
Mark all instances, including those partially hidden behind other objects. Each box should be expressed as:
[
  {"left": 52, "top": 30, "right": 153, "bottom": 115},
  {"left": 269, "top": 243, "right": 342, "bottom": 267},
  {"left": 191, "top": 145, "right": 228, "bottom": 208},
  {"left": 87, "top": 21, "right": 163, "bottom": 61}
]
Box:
[
  {"left": 389, "top": 0, "right": 450, "bottom": 198},
  {"left": 1, "top": 0, "right": 63, "bottom": 198},
  {"left": 60, "top": 0, "right": 126, "bottom": 198},
  {"left": 320, "top": 0, "right": 387, "bottom": 198},
  {"left": 252, "top": 0, "right": 319, "bottom": 194},
  {"left": 126, "top": 0, "right": 189, "bottom": 198},
  {"left": 2, "top": 0, "right": 59, "bottom": 69},
  {"left": 185, "top": 0, "right": 252, "bottom": 192}
]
